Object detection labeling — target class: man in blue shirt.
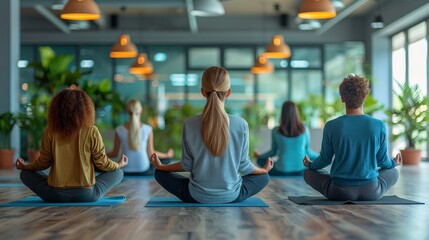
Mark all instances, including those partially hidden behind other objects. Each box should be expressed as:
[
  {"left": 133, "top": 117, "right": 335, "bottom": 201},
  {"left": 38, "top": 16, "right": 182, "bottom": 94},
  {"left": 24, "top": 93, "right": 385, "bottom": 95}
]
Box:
[{"left": 303, "top": 74, "right": 402, "bottom": 201}]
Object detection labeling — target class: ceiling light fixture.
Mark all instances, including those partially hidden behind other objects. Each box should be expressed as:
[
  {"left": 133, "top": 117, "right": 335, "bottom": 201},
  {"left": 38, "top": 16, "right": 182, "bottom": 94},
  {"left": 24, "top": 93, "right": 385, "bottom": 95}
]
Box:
[
  {"left": 51, "top": 0, "right": 67, "bottom": 10},
  {"left": 251, "top": 55, "right": 274, "bottom": 74},
  {"left": 60, "top": 0, "right": 100, "bottom": 21},
  {"left": 298, "top": 0, "right": 336, "bottom": 20},
  {"left": 332, "top": 0, "right": 345, "bottom": 9},
  {"left": 110, "top": 34, "right": 138, "bottom": 58},
  {"left": 191, "top": 0, "right": 225, "bottom": 17},
  {"left": 129, "top": 53, "right": 154, "bottom": 75},
  {"left": 298, "top": 19, "right": 322, "bottom": 30},
  {"left": 263, "top": 35, "right": 291, "bottom": 59},
  {"left": 371, "top": 13, "right": 384, "bottom": 29}
]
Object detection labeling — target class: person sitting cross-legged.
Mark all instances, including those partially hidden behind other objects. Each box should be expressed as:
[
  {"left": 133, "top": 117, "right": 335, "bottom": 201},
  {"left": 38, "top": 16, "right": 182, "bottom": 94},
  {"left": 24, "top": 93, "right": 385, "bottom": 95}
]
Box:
[{"left": 303, "top": 74, "right": 402, "bottom": 201}]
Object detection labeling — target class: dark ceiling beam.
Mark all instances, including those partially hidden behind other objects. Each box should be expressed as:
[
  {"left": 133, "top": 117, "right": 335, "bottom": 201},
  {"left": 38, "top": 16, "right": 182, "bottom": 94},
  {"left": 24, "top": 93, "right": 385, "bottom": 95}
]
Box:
[
  {"left": 22, "top": 0, "right": 185, "bottom": 8},
  {"left": 185, "top": 0, "right": 198, "bottom": 33},
  {"left": 317, "top": 0, "right": 369, "bottom": 35},
  {"left": 34, "top": 4, "right": 71, "bottom": 34}
]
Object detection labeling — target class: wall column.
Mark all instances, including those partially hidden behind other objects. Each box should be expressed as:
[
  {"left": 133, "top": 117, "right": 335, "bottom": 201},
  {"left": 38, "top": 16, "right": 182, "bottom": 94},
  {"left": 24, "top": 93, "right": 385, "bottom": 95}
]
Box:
[{"left": 0, "top": 0, "right": 20, "bottom": 158}]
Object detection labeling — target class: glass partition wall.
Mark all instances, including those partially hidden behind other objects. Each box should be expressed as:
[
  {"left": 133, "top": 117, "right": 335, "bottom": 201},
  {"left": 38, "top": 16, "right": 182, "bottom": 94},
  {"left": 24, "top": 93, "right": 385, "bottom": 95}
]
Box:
[{"left": 18, "top": 42, "right": 365, "bottom": 156}]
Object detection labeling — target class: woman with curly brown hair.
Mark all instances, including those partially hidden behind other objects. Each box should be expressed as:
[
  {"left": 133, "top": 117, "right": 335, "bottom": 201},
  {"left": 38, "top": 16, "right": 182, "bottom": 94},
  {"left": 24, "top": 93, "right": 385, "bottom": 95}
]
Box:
[
  {"left": 16, "top": 88, "right": 128, "bottom": 202},
  {"left": 303, "top": 74, "right": 402, "bottom": 201}
]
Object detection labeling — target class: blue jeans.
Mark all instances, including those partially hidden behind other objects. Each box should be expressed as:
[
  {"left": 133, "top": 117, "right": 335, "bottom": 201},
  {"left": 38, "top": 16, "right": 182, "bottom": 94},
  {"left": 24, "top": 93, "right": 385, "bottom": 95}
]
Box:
[
  {"left": 20, "top": 169, "right": 124, "bottom": 202},
  {"left": 154, "top": 170, "right": 270, "bottom": 203}
]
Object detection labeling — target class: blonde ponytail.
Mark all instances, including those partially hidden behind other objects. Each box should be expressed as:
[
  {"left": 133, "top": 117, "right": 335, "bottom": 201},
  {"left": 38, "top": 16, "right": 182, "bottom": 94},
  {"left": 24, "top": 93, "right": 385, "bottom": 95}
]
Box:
[
  {"left": 126, "top": 99, "right": 142, "bottom": 151},
  {"left": 201, "top": 66, "right": 230, "bottom": 156}
]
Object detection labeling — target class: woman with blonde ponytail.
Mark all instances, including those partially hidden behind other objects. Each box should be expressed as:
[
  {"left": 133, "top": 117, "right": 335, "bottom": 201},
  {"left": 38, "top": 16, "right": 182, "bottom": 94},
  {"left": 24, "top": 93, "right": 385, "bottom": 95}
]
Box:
[
  {"left": 107, "top": 99, "right": 174, "bottom": 175},
  {"left": 151, "top": 66, "right": 273, "bottom": 204}
]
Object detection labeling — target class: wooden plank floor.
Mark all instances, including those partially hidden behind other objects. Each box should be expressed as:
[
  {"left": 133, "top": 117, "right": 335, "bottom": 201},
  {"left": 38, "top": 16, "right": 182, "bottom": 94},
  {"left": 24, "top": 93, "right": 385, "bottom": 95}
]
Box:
[{"left": 0, "top": 164, "right": 428, "bottom": 240}]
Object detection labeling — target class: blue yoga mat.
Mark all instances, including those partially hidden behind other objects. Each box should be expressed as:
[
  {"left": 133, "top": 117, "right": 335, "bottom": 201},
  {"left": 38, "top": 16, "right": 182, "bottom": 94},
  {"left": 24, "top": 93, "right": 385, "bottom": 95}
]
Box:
[
  {"left": 0, "top": 195, "right": 126, "bottom": 207},
  {"left": 145, "top": 197, "right": 269, "bottom": 207},
  {"left": 0, "top": 183, "right": 26, "bottom": 188}
]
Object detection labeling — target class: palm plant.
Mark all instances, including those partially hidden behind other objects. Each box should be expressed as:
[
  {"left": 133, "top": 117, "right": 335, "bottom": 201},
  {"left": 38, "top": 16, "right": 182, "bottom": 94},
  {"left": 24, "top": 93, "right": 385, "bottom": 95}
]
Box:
[{"left": 386, "top": 81, "right": 429, "bottom": 149}]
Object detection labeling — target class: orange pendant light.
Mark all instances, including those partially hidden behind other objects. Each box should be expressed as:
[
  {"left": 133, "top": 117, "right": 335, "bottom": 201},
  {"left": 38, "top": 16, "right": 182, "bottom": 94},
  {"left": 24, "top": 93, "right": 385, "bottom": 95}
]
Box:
[
  {"left": 298, "top": 0, "right": 336, "bottom": 20},
  {"left": 263, "top": 35, "right": 291, "bottom": 59},
  {"left": 129, "top": 53, "right": 154, "bottom": 75},
  {"left": 110, "top": 34, "right": 138, "bottom": 59},
  {"left": 251, "top": 55, "right": 274, "bottom": 74},
  {"left": 60, "top": 0, "right": 100, "bottom": 21}
]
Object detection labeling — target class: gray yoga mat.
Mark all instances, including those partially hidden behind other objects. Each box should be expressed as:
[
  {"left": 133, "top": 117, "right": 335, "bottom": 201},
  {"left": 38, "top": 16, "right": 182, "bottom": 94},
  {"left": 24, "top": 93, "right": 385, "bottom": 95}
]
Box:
[{"left": 288, "top": 195, "right": 424, "bottom": 205}]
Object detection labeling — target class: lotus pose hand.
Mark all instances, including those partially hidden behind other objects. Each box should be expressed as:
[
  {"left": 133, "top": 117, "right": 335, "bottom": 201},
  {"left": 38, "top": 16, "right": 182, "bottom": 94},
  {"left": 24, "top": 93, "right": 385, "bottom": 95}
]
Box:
[{"left": 303, "top": 155, "right": 312, "bottom": 167}]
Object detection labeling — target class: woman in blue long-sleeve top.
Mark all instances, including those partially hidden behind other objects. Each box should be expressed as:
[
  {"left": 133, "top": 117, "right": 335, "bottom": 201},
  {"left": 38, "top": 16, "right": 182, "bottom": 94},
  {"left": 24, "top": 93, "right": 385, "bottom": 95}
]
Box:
[
  {"left": 150, "top": 66, "right": 274, "bottom": 204},
  {"left": 255, "top": 101, "right": 319, "bottom": 176},
  {"left": 303, "top": 74, "right": 402, "bottom": 201}
]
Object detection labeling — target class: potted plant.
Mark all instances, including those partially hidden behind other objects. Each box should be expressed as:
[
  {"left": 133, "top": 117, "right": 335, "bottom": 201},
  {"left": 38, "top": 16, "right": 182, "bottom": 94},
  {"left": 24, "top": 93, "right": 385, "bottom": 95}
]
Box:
[
  {"left": 0, "top": 112, "right": 17, "bottom": 168},
  {"left": 15, "top": 104, "right": 46, "bottom": 162},
  {"left": 386, "top": 81, "right": 429, "bottom": 165}
]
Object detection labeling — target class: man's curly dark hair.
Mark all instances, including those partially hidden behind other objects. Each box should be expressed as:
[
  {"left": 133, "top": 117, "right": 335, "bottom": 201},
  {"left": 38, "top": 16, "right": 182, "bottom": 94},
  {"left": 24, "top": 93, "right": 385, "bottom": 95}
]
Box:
[{"left": 339, "top": 74, "right": 370, "bottom": 109}]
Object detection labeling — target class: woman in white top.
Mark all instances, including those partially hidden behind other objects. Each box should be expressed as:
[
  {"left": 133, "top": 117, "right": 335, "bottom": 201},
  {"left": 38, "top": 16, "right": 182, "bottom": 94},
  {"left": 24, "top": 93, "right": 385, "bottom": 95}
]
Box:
[{"left": 107, "top": 99, "right": 174, "bottom": 175}]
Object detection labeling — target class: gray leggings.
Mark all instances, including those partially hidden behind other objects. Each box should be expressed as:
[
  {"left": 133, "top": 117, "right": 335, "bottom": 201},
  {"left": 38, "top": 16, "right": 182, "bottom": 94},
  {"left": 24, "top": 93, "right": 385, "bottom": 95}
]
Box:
[
  {"left": 303, "top": 168, "right": 399, "bottom": 201},
  {"left": 20, "top": 169, "right": 124, "bottom": 202},
  {"left": 154, "top": 170, "right": 270, "bottom": 203}
]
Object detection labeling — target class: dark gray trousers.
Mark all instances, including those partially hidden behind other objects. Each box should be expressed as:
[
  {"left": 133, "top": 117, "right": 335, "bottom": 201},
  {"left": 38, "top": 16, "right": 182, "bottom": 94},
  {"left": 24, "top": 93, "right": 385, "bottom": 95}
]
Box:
[
  {"left": 20, "top": 169, "right": 124, "bottom": 202},
  {"left": 303, "top": 168, "right": 399, "bottom": 201},
  {"left": 154, "top": 170, "right": 270, "bottom": 203}
]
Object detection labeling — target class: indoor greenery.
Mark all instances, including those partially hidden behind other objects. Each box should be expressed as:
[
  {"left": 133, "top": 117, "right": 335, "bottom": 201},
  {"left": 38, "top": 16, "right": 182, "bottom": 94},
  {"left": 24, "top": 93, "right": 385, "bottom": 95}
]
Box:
[
  {"left": 297, "top": 94, "right": 384, "bottom": 128},
  {"left": 0, "top": 112, "right": 17, "bottom": 149},
  {"left": 152, "top": 103, "right": 202, "bottom": 160},
  {"left": 20, "top": 47, "right": 124, "bottom": 155},
  {"left": 386, "top": 81, "right": 429, "bottom": 149},
  {"left": 15, "top": 104, "right": 45, "bottom": 151}
]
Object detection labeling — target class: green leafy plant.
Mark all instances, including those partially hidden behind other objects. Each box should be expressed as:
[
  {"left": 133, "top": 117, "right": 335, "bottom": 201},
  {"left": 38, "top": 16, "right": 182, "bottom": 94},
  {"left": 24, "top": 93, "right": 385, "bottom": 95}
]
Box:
[
  {"left": 29, "top": 46, "right": 90, "bottom": 95},
  {"left": 79, "top": 79, "right": 125, "bottom": 129},
  {"left": 241, "top": 103, "right": 277, "bottom": 157},
  {"left": 153, "top": 103, "right": 202, "bottom": 159},
  {"left": 386, "top": 81, "right": 429, "bottom": 149},
  {"left": 0, "top": 112, "right": 17, "bottom": 149},
  {"left": 364, "top": 94, "right": 384, "bottom": 116},
  {"left": 15, "top": 105, "right": 46, "bottom": 150},
  {"left": 298, "top": 94, "right": 384, "bottom": 128}
]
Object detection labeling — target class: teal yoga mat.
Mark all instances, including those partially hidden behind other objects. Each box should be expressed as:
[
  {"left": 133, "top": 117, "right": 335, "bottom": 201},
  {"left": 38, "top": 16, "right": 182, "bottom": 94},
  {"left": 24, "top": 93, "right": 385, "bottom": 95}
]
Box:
[
  {"left": 0, "top": 183, "right": 25, "bottom": 188},
  {"left": 145, "top": 197, "right": 269, "bottom": 207},
  {"left": 288, "top": 195, "right": 424, "bottom": 205},
  {"left": 0, "top": 195, "right": 126, "bottom": 207}
]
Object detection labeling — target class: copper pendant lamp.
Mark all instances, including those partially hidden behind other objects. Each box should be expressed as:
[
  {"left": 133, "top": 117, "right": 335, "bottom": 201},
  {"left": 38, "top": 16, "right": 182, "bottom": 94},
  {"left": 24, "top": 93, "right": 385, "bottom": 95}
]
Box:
[
  {"left": 110, "top": 34, "right": 138, "bottom": 59},
  {"left": 263, "top": 35, "right": 291, "bottom": 59},
  {"left": 129, "top": 53, "right": 154, "bottom": 75},
  {"left": 60, "top": 0, "right": 101, "bottom": 21},
  {"left": 251, "top": 55, "right": 274, "bottom": 74},
  {"left": 298, "top": 0, "right": 336, "bottom": 20}
]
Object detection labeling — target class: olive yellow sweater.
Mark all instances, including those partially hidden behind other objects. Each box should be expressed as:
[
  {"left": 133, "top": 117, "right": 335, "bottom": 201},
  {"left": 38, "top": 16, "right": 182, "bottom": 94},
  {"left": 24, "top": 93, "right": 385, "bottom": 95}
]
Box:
[{"left": 27, "top": 126, "right": 119, "bottom": 188}]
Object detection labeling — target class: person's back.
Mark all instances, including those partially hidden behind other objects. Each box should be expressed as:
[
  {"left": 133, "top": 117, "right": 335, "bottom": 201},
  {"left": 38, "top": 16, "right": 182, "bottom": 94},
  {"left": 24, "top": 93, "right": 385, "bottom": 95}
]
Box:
[
  {"left": 182, "top": 114, "right": 254, "bottom": 203},
  {"left": 16, "top": 88, "right": 128, "bottom": 202},
  {"left": 256, "top": 101, "right": 318, "bottom": 175},
  {"left": 271, "top": 126, "right": 312, "bottom": 172},
  {"left": 303, "top": 74, "right": 402, "bottom": 201},
  {"left": 320, "top": 115, "right": 393, "bottom": 185},
  {"left": 115, "top": 124, "right": 152, "bottom": 172},
  {"left": 107, "top": 99, "right": 173, "bottom": 175},
  {"left": 150, "top": 66, "right": 273, "bottom": 203},
  {"left": 46, "top": 125, "right": 118, "bottom": 188}
]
